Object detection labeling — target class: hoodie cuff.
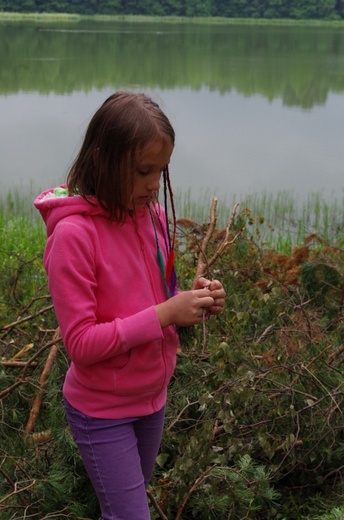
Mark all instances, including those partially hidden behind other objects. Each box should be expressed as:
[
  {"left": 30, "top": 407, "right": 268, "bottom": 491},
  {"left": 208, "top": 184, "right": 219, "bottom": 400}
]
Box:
[{"left": 119, "top": 306, "right": 163, "bottom": 349}]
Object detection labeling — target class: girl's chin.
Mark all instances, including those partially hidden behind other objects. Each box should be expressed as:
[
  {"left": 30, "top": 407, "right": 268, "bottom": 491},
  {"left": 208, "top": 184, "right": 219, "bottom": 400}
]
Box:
[{"left": 134, "top": 197, "right": 151, "bottom": 208}]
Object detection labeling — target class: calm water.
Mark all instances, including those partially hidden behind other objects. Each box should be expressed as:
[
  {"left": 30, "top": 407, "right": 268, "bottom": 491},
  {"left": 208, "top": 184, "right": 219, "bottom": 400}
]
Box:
[{"left": 1, "top": 20, "right": 344, "bottom": 205}]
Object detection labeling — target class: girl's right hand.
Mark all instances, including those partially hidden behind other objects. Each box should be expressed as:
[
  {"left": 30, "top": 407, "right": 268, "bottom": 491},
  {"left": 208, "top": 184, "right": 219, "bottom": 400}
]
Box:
[{"left": 155, "top": 288, "right": 214, "bottom": 328}]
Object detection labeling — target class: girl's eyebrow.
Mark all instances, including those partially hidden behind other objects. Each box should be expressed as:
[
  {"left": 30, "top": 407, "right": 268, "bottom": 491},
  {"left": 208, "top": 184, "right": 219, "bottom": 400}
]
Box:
[{"left": 139, "top": 161, "right": 169, "bottom": 170}]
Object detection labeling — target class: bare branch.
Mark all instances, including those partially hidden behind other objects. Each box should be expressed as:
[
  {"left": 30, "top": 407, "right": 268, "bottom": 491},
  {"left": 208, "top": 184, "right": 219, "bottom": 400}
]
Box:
[{"left": 25, "top": 329, "right": 60, "bottom": 434}]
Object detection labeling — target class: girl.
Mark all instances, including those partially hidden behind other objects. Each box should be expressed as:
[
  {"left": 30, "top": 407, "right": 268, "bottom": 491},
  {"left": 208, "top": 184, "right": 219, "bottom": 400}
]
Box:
[{"left": 34, "top": 92, "right": 225, "bottom": 520}]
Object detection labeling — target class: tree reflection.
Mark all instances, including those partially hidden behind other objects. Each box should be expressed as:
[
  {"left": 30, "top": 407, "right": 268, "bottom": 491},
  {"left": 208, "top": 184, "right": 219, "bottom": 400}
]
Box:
[{"left": 1, "top": 21, "right": 344, "bottom": 107}]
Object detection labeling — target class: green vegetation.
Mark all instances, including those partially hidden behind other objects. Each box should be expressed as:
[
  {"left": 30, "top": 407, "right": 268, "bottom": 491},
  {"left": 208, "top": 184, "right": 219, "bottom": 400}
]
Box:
[
  {"left": 0, "top": 0, "right": 344, "bottom": 20},
  {"left": 0, "top": 193, "right": 343, "bottom": 519}
]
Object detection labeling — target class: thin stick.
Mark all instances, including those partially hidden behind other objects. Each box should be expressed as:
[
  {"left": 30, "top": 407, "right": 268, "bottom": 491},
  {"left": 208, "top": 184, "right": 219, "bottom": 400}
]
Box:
[
  {"left": 327, "top": 343, "right": 344, "bottom": 363},
  {"left": 202, "top": 308, "right": 207, "bottom": 352},
  {"left": 203, "top": 202, "right": 242, "bottom": 274},
  {"left": 0, "top": 304, "right": 54, "bottom": 339},
  {"left": 195, "top": 197, "right": 218, "bottom": 279},
  {"left": 175, "top": 465, "right": 216, "bottom": 520},
  {"left": 146, "top": 490, "right": 168, "bottom": 520},
  {"left": 0, "top": 379, "right": 26, "bottom": 400},
  {"left": 193, "top": 200, "right": 241, "bottom": 352},
  {"left": 0, "top": 480, "right": 36, "bottom": 506},
  {"left": 24, "top": 329, "right": 60, "bottom": 434},
  {"left": 167, "top": 399, "right": 199, "bottom": 431},
  {"left": 1, "top": 361, "right": 38, "bottom": 368},
  {"left": 195, "top": 201, "right": 241, "bottom": 280}
]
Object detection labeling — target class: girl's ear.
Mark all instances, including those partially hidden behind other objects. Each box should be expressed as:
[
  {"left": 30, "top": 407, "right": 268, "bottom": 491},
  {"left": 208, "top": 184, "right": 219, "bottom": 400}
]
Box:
[{"left": 93, "top": 147, "right": 99, "bottom": 165}]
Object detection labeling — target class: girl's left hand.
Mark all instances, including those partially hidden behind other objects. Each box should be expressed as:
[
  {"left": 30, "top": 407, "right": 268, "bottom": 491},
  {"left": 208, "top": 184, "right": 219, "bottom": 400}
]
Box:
[{"left": 193, "top": 277, "right": 226, "bottom": 315}]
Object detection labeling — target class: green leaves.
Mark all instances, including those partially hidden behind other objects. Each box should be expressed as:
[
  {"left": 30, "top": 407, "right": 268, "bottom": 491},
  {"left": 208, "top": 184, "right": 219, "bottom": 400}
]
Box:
[{"left": 1, "top": 209, "right": 343, "bottom": 519}]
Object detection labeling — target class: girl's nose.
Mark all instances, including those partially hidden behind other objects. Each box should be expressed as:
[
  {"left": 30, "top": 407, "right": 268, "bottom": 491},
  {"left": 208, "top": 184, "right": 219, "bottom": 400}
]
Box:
[{"left": 147, "top": 172, "right": 161, "bottom": 191}]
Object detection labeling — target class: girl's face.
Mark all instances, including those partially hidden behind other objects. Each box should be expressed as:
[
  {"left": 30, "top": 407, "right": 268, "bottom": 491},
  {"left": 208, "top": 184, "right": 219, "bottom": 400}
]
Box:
[{"left": 131, "top": 139, "right": 174, "bottom": 210}]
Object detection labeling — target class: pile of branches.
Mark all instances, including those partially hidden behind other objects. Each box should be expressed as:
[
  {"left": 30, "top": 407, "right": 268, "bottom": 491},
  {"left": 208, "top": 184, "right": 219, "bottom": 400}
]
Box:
[{"left": 0, "top": 200, "right": 343, "bottom": 519}]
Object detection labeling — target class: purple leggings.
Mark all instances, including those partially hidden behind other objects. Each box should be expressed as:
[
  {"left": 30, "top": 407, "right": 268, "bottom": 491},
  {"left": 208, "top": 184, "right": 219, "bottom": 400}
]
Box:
[{"left": 64, "top": 398, "right": 165, "bottom": 520}]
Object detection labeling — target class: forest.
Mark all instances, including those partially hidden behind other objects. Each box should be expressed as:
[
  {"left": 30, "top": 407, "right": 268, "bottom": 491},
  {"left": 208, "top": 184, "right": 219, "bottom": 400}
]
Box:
[{"left": 1, "top": 0, "right": 344, "bottom": 20}]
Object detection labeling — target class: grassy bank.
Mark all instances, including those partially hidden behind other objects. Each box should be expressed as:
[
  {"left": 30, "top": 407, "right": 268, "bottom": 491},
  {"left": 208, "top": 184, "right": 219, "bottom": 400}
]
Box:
[{"left": 1, "top": 11, "right": 344, "bottom": 26}]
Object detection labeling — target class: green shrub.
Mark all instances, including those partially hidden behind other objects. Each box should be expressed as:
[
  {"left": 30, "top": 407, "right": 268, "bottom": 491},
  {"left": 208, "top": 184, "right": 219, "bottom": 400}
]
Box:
[{"left": 0, "top": 207, "right": 343, "bottom": 519}]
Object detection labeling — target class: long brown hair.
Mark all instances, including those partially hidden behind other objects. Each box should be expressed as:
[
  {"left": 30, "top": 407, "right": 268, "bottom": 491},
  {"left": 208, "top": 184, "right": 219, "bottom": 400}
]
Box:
[{"left": 67, "top": 91, "right": 175, "bottom": 221}]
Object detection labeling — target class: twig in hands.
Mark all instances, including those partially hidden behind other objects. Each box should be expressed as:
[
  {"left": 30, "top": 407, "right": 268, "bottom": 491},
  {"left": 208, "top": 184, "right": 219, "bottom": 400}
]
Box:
[
  {"left": 202, "top": 308, "right": 207, "bottom": 352},
  {"left": 179, "top": 199, "right": 241, "bottom": 349},
  {"left": 192, "top": 199, "right": 241, "bottom": 352},
  {"left": 194, "top": 197, "right": 219, "bottom": 280},
  {"left": 195, "top": 200, "right": 241, "bottom": 280}
]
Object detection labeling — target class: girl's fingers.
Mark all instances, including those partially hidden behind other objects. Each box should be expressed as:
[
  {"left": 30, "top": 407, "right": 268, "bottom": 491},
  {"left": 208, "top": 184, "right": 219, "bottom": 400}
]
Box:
[
  {"left": 209, "top": 297, "right": 225, "bottom": 314},
  {"left": 193, "top": 276, "right": 211, "bottom": 290},
  {"left": 199, "top": 296, "right": 215, "bottom": 308}
]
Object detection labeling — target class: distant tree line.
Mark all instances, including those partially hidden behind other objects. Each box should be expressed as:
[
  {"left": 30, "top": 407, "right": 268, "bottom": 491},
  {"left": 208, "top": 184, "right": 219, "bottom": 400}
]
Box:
[{"left": 1, "top": 0, "right": 344, "bottom": 20}]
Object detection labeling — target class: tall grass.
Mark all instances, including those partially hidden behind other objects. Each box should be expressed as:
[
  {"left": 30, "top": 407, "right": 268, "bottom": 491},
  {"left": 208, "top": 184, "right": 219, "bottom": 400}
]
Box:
[
  {"left": 0, "top": 213, "right": 45, "bottom": 255},
  {"left": 1, "top": 187, "right": 343, "bottom": 251},
  {"left": 0, "top": 187, "right": 40, "bottom": 220},
  {"left": 0, "top": 189, "right": 45, "bottom": 257},
  {"left": 175, "top": 188, "right": 344, "bottom": 249}
]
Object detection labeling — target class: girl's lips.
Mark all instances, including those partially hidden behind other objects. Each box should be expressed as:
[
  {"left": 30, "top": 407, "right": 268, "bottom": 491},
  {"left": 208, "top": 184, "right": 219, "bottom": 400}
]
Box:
[{"left": 133, "top": 196, "right": 152, "bottom": 208}]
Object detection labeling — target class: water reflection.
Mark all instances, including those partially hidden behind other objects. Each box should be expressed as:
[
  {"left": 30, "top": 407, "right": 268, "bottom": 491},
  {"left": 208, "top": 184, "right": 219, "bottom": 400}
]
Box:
[
  {"left": 0, "top": 21, "right": 343, "bottom": 202},
  {"left": 2, "top": 21, "right": 344, "bottom": 105},
  {"left": 1, "top": 87, "right": 343, "bottom": 203}
]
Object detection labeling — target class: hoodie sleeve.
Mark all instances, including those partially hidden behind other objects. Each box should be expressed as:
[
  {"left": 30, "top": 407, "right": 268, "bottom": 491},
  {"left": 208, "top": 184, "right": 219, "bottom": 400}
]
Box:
[{"left": 44, "top": 219, "right": 164, "bottom": 366}]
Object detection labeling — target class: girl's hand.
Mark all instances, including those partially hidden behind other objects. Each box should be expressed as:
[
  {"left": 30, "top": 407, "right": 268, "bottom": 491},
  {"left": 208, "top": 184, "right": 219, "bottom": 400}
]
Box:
[
  {"left": 193, "top": 277, "right": 226, "bottom": 316},
  {"left": 155, "top": 288, "right": 214, "bottom": 328}
]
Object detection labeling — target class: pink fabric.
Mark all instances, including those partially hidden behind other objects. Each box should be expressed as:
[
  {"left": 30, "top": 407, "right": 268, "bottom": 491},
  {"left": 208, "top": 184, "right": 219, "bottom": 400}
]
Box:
[{"left": 34, "top": 187, "right": 179, "bottom": 418}]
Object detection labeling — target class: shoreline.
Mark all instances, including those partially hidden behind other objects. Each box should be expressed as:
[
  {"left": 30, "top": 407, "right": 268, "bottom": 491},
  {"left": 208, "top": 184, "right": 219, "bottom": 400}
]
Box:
[{"left": 1, "top": 12, "right": 344, "bottom": 26}]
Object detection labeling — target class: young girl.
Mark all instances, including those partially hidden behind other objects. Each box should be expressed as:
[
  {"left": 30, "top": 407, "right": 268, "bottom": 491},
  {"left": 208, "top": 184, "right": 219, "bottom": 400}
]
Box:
[{"left": 34, "top": 92, "right": 225, "bottom": 520}]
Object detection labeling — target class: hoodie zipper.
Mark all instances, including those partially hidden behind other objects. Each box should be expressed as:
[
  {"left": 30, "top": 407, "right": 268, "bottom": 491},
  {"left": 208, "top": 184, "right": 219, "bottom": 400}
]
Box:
[{"left": 132, "top": 218, "right": 168, "bottom": 402}]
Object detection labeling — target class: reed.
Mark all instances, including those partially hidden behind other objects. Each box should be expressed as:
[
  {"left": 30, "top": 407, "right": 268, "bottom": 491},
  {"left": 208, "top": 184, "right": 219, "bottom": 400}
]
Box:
[
  {"left": 0, "top": 187, "right": 343, "bottom": 252},
  {"left": 0, "top": 213, "right": 45, "bottom": 259},
  {"left": 175, "top": 188, "right": 344, "bottom": 250},
  {"left": 0, "top": 187, "right": 40, "bottom": 220}
]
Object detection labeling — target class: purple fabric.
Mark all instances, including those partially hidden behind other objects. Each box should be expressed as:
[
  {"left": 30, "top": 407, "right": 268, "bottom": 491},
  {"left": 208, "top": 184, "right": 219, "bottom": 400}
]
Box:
[{"left": 64, "top": 398, "right": 165, "bottom": 520}]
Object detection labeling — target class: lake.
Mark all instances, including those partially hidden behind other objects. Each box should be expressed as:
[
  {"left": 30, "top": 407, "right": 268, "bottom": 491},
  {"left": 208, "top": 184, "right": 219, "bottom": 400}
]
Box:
[{"left": 1, "top": 19, "right": 344, "bottom": 210}]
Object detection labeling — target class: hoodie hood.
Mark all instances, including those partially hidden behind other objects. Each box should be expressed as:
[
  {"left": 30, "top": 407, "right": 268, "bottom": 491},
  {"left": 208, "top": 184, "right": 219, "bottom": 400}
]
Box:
[{"left": 34, "top": 185, "right": 109, "bottom": 237}]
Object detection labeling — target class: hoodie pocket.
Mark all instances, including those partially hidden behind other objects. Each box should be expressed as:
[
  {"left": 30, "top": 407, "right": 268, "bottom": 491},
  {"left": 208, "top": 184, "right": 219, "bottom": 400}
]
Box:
[{"left": 112, "top": 340, "right": 165, "bottom": 396}]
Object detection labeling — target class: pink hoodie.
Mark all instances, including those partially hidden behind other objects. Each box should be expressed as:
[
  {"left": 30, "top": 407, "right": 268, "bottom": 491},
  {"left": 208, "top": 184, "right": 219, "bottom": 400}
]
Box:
[{"left": 34, "top": 187, "right": 179, "bottom": 418}]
